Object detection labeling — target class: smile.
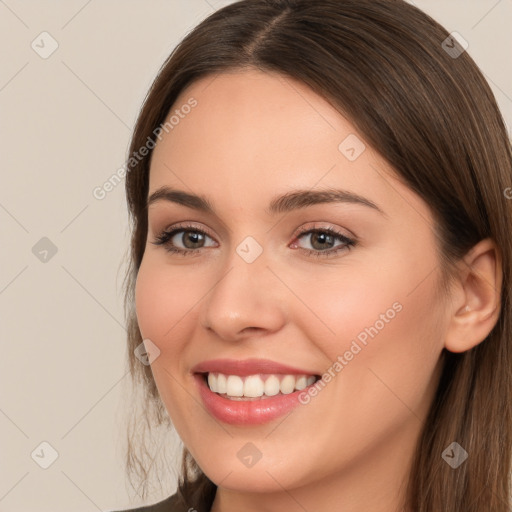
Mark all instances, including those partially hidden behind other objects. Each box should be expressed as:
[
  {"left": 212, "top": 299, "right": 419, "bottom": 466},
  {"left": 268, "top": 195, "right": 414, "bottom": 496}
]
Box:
[
  {"left": 205, "top": 372, "right": 317, "bottom": 400},
  {"left": 191, "top": 358, "right": 321, "bottom": 425}
]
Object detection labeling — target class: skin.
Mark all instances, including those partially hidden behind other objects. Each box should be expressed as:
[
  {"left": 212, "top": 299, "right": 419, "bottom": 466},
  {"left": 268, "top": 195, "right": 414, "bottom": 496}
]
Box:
[{"left": 134, "top": 68, "right": 502, "bottom": 512}]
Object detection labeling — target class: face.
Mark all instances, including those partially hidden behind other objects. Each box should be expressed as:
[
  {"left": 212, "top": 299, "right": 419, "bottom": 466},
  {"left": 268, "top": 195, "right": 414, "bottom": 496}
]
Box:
[{"left": 135, "top": 69, "right": 448, "bottom": 495}]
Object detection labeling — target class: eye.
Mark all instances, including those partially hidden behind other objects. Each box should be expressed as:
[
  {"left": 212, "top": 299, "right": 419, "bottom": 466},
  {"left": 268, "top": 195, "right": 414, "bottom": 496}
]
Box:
[
  {"left": 290, "top": 226, "right": 356, "bottom": 258},
  {"left": 151, "top": 223, "right": 217, "bottom": 256},
  {"left": 150, "top": 223, "right": 356, "bottom": 259}
]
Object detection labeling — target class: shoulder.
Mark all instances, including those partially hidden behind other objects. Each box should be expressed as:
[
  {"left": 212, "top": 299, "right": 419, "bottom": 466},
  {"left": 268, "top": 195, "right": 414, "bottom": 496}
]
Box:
[{"left": 108, "top": 491, "right": 190, "bottom": 512}]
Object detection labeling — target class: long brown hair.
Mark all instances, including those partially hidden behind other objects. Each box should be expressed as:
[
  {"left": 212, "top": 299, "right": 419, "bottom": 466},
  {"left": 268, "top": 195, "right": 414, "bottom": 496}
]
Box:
[{"left": 121, "top": 1, "right": 512, "bottom": 510}]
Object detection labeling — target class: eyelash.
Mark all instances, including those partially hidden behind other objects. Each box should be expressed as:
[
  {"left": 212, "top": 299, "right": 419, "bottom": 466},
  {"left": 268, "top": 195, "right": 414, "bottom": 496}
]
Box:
[{"left": 150, "top": 222, "right": 356, "bottom": 258}]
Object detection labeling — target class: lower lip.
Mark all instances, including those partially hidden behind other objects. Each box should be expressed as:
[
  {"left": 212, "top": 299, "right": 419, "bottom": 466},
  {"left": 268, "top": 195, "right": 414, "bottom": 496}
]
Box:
[{"left": 194, "top": 374, "right": 311, "bottom": 425}]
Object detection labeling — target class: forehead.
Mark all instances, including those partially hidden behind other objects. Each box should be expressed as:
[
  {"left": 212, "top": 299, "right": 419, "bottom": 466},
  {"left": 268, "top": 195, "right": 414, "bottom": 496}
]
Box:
[
  {"left": 147, "top": 69, "right": 427, "bottom": 223},
  {"left": 150, "top": 69, "right": 349, "bottom": 175}
]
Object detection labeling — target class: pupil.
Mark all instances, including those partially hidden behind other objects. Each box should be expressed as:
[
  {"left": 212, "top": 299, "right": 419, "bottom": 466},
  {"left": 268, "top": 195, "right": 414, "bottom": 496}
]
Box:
[
  {"left": 185, "top": 231, "right": 203, "bottom": 248},
  {"left": 312, "top": 232, "right": 333, "bottom": 250}
]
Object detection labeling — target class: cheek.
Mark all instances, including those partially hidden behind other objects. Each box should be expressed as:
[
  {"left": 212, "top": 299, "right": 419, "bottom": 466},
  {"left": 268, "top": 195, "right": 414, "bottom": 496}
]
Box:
[
  {"left": 291, "top": 251, "right": 444, "bottom": 400},
  {"left": 135, "top": 258, "right": 199, "bottom": 343},
  {"left": 282, "top": 265, "right": 444, "bottom": 471},
  {"left": 286, "top": 261, "right": 404, "bottom": 359},
  {"left": 134, "top": 258, "right": 200, "bottom": 427}
]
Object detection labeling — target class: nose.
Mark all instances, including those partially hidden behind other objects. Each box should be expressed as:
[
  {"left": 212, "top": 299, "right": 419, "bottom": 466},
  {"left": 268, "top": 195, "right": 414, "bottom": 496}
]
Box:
[{"left": 199, "top": 249, "right": 287, "bottom": 342}]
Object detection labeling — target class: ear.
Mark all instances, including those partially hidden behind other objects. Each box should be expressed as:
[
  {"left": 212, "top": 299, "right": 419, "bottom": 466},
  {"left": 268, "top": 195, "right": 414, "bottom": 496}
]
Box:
[{"left": 444, "top": 238, "right": 503, "bottom": 353}]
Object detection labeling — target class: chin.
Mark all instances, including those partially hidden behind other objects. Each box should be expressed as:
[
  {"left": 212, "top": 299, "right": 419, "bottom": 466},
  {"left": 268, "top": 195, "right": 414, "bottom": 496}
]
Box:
[{"left": 194, "top": 453, "right": 316, "bottom": 495}]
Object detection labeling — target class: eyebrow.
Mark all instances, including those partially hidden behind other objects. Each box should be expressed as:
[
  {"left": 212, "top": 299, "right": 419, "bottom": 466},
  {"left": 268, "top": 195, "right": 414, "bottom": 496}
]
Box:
[{"left": 146, "top": 186, "right": 386, "bottom": 217}]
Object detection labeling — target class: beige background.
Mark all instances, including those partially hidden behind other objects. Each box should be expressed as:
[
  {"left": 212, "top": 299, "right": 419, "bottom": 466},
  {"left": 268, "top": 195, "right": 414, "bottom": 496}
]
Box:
[{"left": 1, "top": 1, "right": 511, "bottom": 511}]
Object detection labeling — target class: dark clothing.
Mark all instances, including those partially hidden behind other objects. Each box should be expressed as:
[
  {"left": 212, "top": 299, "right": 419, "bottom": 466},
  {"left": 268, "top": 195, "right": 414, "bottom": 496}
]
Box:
[{"left": 109, "top": 492, "right": 192, "bottom": 512}]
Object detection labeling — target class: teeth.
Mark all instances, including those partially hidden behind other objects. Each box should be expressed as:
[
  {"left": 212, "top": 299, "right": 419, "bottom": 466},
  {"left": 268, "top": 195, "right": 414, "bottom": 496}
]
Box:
[
  {"left": 244, "top": 375, "right": 265, "bottom": 397},
  {"left": 280, "top": 375, "right": 296, "bottom": 394},
  {"left": 264, "top": 375, "right": 280, "bottom": 396},
  {"left": 296, "top": 375, "right": 307, "bottom": 390},
  {"left": 226, "top": 375, "right": 244, "bottom": 396},
  {"left": 206, "top": 372, "right": 318, "bottom": 398},
  {"left": 217, "top": 373, "right": 227, "bottom": 394}
]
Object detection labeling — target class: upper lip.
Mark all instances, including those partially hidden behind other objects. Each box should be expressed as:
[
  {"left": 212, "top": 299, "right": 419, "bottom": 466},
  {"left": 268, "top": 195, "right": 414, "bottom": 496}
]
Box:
[{"left": 191, "top": 358, "right": 319, "bottom": 377}]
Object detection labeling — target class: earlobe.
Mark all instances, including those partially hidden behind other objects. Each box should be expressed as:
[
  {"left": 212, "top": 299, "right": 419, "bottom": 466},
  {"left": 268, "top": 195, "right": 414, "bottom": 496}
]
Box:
[{"left": 443, "top": 238, "right": 502, "bottom": 354}]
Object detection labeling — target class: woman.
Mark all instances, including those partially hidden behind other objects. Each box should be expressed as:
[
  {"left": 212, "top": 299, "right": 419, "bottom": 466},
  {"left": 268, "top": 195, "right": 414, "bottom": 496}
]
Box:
[{"left": 112, "top": 0, "right": 512, "bottom": 510}]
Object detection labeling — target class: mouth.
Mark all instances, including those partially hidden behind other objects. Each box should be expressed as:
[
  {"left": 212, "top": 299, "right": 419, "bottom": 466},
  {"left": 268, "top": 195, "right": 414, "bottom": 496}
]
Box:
[
  {"left": 191, "top": 358, "right": 323, "bottom": 424},
  {"left": 199, "top": 372, "right": 321, "bottom": 401}
]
